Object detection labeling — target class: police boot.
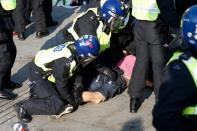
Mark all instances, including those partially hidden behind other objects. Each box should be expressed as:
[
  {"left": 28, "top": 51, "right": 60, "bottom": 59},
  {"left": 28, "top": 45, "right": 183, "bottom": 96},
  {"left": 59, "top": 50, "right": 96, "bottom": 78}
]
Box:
[
  {"left": 14, "top": 103, "right": 32, "bottom": 123},
  {"left": 130, "top": 97, "right": 141, "bottom": 113}
]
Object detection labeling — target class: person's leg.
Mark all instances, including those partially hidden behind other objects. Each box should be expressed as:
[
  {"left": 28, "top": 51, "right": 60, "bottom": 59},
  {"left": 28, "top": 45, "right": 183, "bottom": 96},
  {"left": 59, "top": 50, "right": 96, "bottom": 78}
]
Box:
[
  {"left": 24, "top": 0, "right": 32, "bottom": 25},
  {"left": 12, "top": 0, "right": 26, "bottom": 40},
  {"left": 15, "top": 82, "right": 65, "bottom": 122},
  {"left": 15, "top": 64, "right": 65, "bottom": 122},
  {"left": 149, "top": 44, "right": 166, "bottom": 99},
  {"left": 2, "top": 19, "right": 20, "bottom": 89},
  {"left": 145, "top": 21, "right": 167, "bottom": 100},
  {"left": 0, "top": 43, "right": 17, "bottom": 99},
  {"left": 128, "top": 20, "right": 150, "bottom": 113},
  {"left": 31, "top": 0, "right": 49, "bottom": 38},
  {"left": 128, "top": 38, "right": 149, "bottom": 98},
  {"left": 43, "top": 0, "right": 58, "bottom": 27},
  {"left": 0, "top": 17, "right": 17, "bottom": 99},
  {"left": 12, "top": 0, "right": 26, "bottom": 32}
]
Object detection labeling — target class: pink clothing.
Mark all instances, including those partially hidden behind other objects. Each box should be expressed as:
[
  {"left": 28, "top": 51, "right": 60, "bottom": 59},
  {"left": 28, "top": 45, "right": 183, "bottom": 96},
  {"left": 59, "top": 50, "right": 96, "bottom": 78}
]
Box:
[{"left": 117, "top": 55, "right": 136, "bottom": 80}]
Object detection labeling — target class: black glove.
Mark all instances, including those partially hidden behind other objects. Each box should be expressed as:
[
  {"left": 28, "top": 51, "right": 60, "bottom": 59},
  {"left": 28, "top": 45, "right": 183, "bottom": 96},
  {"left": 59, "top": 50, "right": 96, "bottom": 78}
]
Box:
[
  {"left": 97, "top": 67, "right": 118, "bottom": 81},
  {"left": 72, "top": 76, "right": 84, "bottom": 105},
  {"left": 64, "top": 94, "right": 76, "bottom": 106}
]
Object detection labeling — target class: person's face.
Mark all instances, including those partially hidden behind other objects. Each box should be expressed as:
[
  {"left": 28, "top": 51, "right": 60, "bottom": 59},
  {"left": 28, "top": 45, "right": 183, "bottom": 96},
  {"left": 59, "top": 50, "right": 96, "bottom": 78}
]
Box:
[{"left": 109, "top": 16, "right": 125, "bottom": 33}]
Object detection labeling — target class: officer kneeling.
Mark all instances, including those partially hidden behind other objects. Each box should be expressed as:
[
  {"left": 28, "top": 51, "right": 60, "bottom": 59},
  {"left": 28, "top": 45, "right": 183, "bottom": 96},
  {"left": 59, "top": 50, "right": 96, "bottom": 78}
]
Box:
[
  {"left": 14, "top": 35, "right": 100, "bottom": 123},
  {"left": 153, "top": 5, "right": 197, "bottom": 131}
]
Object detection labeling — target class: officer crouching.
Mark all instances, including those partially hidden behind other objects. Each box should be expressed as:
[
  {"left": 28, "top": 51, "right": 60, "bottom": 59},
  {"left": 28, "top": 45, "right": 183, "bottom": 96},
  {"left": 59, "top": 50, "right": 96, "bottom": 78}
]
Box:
[{"left": 14, "top": 35, "right": 100, "bottom": 123}]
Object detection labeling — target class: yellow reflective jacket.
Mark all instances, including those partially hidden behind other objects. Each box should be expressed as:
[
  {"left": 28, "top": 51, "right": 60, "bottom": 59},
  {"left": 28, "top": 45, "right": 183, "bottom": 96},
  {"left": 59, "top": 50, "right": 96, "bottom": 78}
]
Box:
[{"left": 34, "top": 42, "right": 77, "bottom": 83}]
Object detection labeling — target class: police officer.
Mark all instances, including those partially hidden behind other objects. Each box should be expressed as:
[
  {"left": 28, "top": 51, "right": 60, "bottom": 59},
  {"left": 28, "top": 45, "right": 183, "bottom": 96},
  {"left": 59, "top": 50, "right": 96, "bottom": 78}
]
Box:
[
  {"left": 63, "top": 0, "right": 134, "bottom": 71},
  {"left": 128, "top": 0, "right": 167, "bottom": 113},
  {"left": 13, "top": 0, "right": 49, "bottom": 40},
  {"left": 0, "top": 0, "right": 21, "bottom": 99},
  {"left": 153, "top": 5, "right": 197, "bottom": 131},
  {"left": 14, "top": 35, "right": 100, "bottom": 123},
  {"left": 63, "top": 0, "right": 131, "bottom": 55}
]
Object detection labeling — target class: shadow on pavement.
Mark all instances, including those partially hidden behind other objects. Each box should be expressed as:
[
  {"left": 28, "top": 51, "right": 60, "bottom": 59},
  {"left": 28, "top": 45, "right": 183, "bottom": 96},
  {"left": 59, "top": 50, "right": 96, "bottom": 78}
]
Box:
[
  {"left": 121, "top": 118, "right": 144, "bottom": 131},
  {"left": 12, "top": 62, "right": 32, "bottom": 84}
]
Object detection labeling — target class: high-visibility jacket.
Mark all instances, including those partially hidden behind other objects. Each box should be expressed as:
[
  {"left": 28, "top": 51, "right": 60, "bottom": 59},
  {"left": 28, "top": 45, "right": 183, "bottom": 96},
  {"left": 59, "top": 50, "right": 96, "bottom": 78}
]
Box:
[
  {"left": 168, "top": 52, "right": 197, "bottom": 116},
  {"left": 67, "top": 8, "right": 111, "bottom": 53},
  {"left": 0, "top": 0, "right": 16, "bottom": 11},
  {"left": 34, "top": 42, "right": 77, "bottom": 83},
  {"left": 132, "top": 0, "right": 160, "bottom": 21}
]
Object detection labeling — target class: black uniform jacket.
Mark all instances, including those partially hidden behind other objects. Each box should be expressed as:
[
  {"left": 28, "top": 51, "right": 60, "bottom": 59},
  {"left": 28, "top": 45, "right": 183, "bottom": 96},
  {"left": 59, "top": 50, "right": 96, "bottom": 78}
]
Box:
[{"left": 153, "top": 59, "right": 197, "bottom": 131}]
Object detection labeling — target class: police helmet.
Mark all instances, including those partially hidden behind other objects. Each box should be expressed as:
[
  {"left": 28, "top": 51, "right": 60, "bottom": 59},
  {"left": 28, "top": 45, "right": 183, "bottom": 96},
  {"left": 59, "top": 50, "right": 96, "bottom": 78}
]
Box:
[
  {"left": 100, "top": 0, "right": 129, "bottom": 32},
  {"left": 75, "top": 35, "right": 100, "bottom": 59},
  {"left": 182, "top": 5, "right": 197, "bottom": 53}
]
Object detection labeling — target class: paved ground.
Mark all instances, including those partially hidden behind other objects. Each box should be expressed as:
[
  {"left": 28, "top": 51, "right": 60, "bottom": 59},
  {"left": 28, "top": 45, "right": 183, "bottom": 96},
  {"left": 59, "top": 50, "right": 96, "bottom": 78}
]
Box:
[{"left": 0, "top": 5, "right": 156, "bottom": 131}]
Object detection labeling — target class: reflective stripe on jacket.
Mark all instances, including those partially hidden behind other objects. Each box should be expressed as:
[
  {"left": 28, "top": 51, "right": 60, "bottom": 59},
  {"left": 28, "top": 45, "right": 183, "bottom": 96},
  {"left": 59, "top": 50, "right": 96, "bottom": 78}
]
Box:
[{"left": 132, "top": 0, "right": 160, "bottom": 21}]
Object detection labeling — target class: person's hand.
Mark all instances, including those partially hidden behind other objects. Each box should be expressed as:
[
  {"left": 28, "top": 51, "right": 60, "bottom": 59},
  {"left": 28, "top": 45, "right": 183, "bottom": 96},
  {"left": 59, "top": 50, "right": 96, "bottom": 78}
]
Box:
[{"left": 123, "top": 50, "right": 128, "bottom": 55}]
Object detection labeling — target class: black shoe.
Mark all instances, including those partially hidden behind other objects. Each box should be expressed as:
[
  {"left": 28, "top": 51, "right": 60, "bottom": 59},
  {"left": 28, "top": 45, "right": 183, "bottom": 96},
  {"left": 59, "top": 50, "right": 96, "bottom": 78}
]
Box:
[
  {"left": 6, "top": 81, "right": 22, "bottom": 89},
  {"left": 130, "top": 97, "right": 141, "bottom": 113},
  {"left": 46, "top": 21, "right": 58, "bottom": 27},
  {"left": 0, "top": 90, "right": 17, "bottom": 100},
  {"left": 17, "top": 32, "right": 26, "bottom": 40},
  {"left": 36, "top": 31, "right": 49, "bottom": 38},
  {"left": 14, "top": 103, "right": 32, "bottom": 123}
]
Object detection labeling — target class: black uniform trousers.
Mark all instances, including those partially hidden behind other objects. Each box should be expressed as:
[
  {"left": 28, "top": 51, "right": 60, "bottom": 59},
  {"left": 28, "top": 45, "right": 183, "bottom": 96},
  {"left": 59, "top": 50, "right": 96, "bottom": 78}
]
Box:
[
  {"left": 13, "top": 0, "right": 47, "bottom": 32},
  {"left": 128, "top": 20, "right": 166, "bottom": 99},
  {"left": 22, "top": 63, "right": 65, "bottom": 115},
  {"left": 24, "top": 0, "right": 32, "bottom": 22},
  {"left": 0, "top": 16, "right": 16, "bottom": 90},
  {"left": 43, "top": 0, "right": 53, "bottom": 24}
]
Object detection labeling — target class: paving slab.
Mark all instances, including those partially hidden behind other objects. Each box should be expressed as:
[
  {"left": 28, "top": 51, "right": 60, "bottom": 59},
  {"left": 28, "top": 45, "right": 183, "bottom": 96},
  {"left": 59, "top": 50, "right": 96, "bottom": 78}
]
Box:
[{"left": 0, "top": 5, "right": 156, "bottom": 131}]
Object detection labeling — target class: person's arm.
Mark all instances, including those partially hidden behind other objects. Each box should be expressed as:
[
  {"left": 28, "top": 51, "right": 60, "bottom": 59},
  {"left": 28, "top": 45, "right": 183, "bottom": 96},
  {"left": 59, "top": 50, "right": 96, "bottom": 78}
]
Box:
[
  {"left": 153, "top": 60, "right": 197, "bottom": 131},
  {"left": 156, "top": 0, "right": 180, "bottom": 28},
  {"left": 82, "top": 91, "right": 105, "bottom": 103},
  {"left": 53, "top": 57, "right": 76, "bottom": 105}
]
